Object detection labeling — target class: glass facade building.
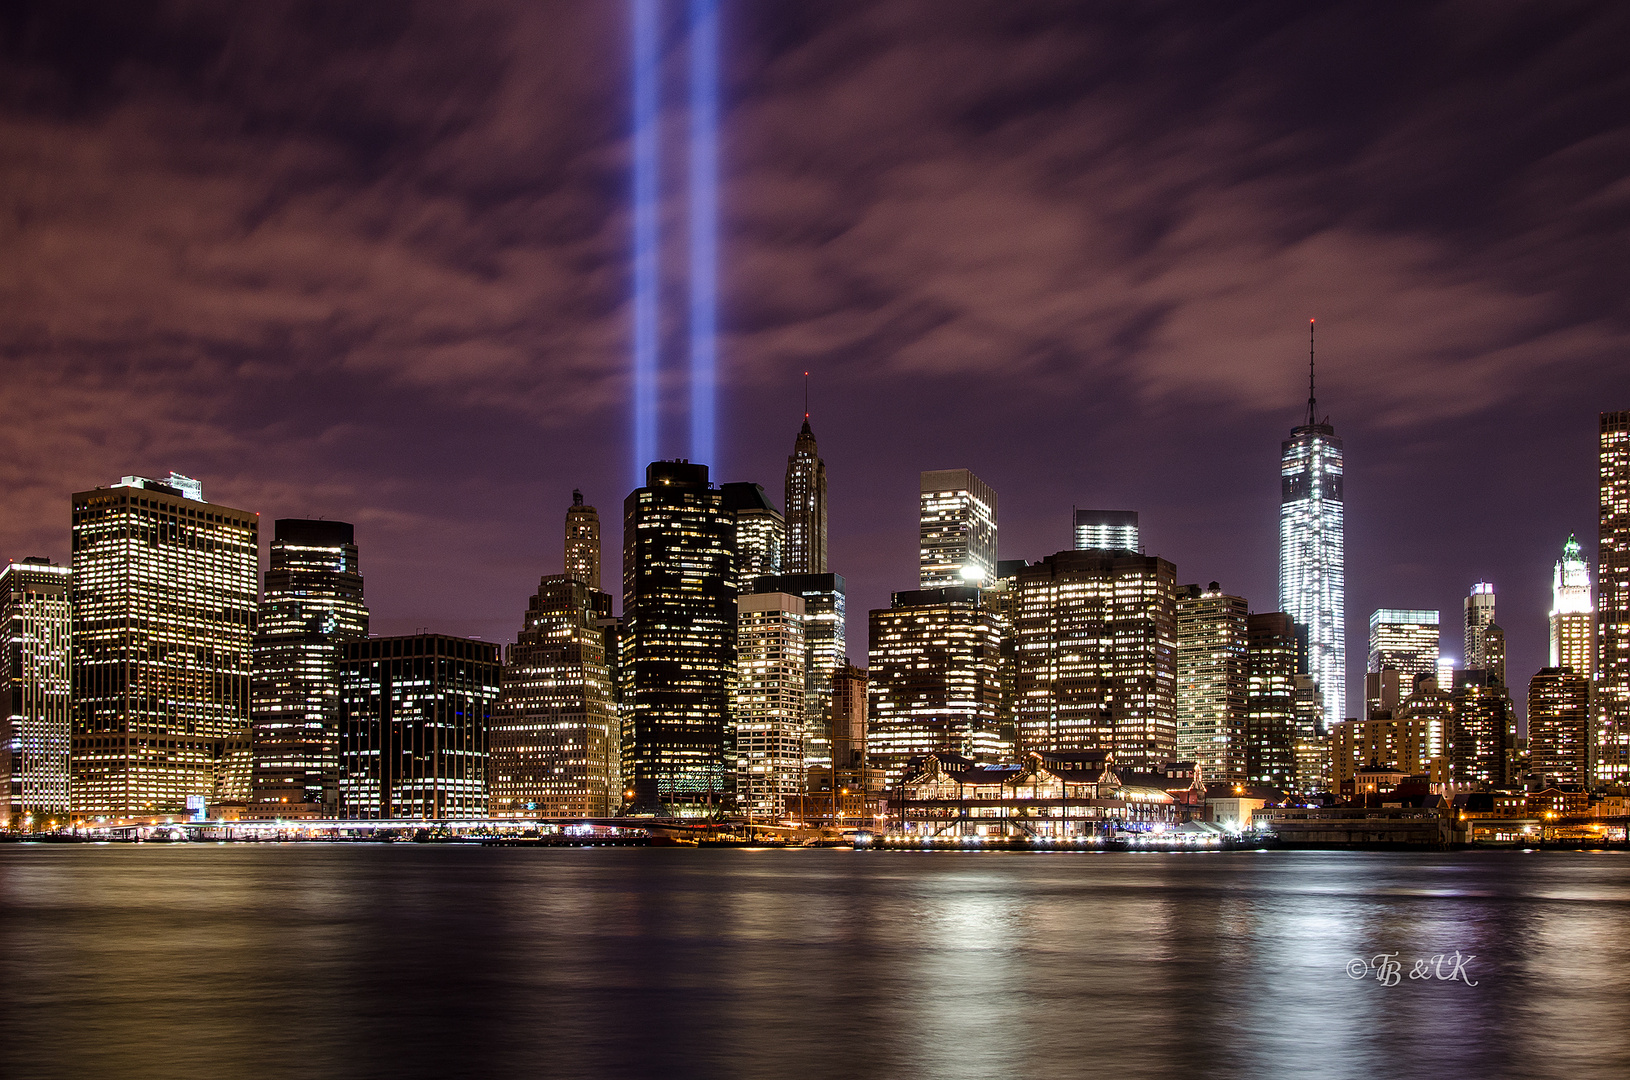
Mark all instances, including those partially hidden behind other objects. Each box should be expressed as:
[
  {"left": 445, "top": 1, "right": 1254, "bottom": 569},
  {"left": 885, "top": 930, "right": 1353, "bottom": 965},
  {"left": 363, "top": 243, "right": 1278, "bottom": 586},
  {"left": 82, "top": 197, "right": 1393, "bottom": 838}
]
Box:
[
  {"left": 338, "top": 634, "right": 498, "bottom": 819},
  {"left": 783, "top": 419, "right": 827, "bottom": 575},
  {"left": 1175, "top": 583, "right": 1248, "bottom": 782},
  {"left": 70, "top": 476, "right": 258, "bottom": 817},
  {"left": 1600, "top": 411, "right": 1630, "bottom": 785},
  {"left": 622, "top": 460, "right": 737, "bottom": 813},
  {"left": 1073, "top": 509, "right": 1140, "bottom": 553},
  {"left": 733, "top": 592, "right": 805, "bottom": 821},
  {"left": 1280, "top": 419, "right": 1345, "bottom": 728},
  {"left": 250, "top": 519, "right": 368, "bottom": 818},
  {"left": 1367, "top": 609, "right": 1440, "bottom": 693},
  {"left": 919, "top": 469, "right": 997, "bottom": 588},
  {"left": 491, "top": 576, "right": 617, "bottom": 817},
  {"left": 1012, "top": 550, "right": 1178, "bottom": 766},
  {"left": 1, "top": 559, "right": 72, "bottom": 829}
]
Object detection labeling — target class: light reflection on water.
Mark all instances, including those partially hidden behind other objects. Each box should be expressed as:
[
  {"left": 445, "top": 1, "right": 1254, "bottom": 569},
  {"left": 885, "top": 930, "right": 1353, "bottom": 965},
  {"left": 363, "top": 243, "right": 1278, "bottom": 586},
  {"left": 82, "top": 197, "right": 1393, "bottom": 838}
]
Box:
[{"left": 2, "top": 847, "right": 1628, "bottom": 1080}]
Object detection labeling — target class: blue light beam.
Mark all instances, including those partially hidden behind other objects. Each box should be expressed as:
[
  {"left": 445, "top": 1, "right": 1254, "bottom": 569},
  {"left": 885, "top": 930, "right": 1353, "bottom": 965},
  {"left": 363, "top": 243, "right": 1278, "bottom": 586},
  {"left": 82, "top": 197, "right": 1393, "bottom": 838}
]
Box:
[
  {"left": 632, "top": 0, "right": 661, "bottom": 488},
  {"left": 687, "top": 0, "right": 718, "bottom": 470}
]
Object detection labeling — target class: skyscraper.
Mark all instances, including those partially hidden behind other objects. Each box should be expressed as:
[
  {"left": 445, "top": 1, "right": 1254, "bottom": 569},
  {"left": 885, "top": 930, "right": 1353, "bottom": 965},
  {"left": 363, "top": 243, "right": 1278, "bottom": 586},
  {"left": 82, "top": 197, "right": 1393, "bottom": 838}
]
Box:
[
  {"left": 920, "top": 469, "right": 998, "bottom": 587},
  {"left": 1280, "top": 328, "right": 1345, "bottom": 728},
  {"left": 784, "top": 418, "right": 827, "bottom": 575},
  {"left": 1464, "top": 582, "right": 1496, "bottom": 669},
  {"left": 733, "top": 591, "right": 805, "bottom": 821},
  {"left": 1012, "top": 550, "right": 1178, "bottom": 765},
  {"left": 622, "top": 460, "right": 736, "bottom": 812},
  {"left": 722, "top": 482, "right": 784, "bottom": 581},
  {"left": 1245, "top": 612, "right": 1302, "bottom": 790},
  {"left": 1175, "top": 583, "right": 1248, "bottom": 781},
  {"left": 1368, "top": 609, "right": 1440, "bottom": 693},
  {"left": 490, "top": 575, "right": 617, "bottom": 817},
  {"left": 1073, "top": 510, "right": 1140, "bottom": 552},
  {"left": 565, "top": 490, "right": 601, "bottom": 591},
  {"left": 1452, "top": 668, "right": 1515, "bottom": 788},
  {"left": 1, "top": 559, "right": 71, "bottom": 830},
  {"left": 1549, "top": 535, "right": 1594, "bottom": 676},
  {"left": 338, "top": 634, "right": 499, "bottom": 819},
  {"left": 1598, "top": 410, "right": 1630, "bottom": 786},
  {"left": 829, "top": 662, "right": 876, "bottom": 818},
  {"left": 250, "top": 519, "right": 368, "bottom": 818},
  {"left": 70, "top": 475, "right": 258, "bottom": 817},
  {"left": 750, "top": 572, "right": 845, "bottom": 785},
  {"left": 868, "top": 586, "right": 1002, "bottom": 779},
  {"left": 1528, "top": 667, "right": 1591, "bottom": 787}
]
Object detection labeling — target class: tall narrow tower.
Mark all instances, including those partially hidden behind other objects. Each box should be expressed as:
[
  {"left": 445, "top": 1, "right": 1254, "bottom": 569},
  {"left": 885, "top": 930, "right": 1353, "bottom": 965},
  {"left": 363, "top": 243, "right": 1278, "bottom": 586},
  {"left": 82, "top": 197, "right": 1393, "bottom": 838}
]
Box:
[
  {"left": 1279, "top": 321, "right": 1346, "bottom": 728},
  {"left": 1550, "top": 535, "right": 1594, "bottom": 676},
  {"left": 1464, "top": 582, "right": 1496, "bottom": 669},
  {"left": 784, "top": 415, "right": 827, "bottom": 574},
  {"left": 565, "top": 490, "right": 601, "bottom": 591},
  {"left": 1600, "top": 410, "right": 1630, "bottom": 786}
]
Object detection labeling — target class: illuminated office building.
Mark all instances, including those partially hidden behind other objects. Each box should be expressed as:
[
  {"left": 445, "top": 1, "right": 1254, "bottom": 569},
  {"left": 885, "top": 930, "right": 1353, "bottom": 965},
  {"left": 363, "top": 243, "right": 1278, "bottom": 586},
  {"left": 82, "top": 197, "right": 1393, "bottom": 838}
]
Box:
[
  {"left": 1073, "top": 509, "right": 1140, "bottom": 552},
  {"left": 1, "top": 559, "right": 71, "bottom": 830},
  {"left": 565, "top": 490, "right": 601, "bottom": 590},
  {"left": 1368, "top": 609, "right": 1440, "bottom": 693},
  {"left": 1549, "top": 535, "right": 1594, "bottom": 677},
  {"left": 723, "top": 482, "right": 784, "bottom": 581},
  {"left": 1293, "top": 673, "right": 1327, "bottom": 793},
  {"left": 784, "top": 418, "right": 827, "bottom": 575},
  {"left": 920, "top": 469, "right": 998, "bottom": 587},
  {"left": 829, "top": 663, "right": 878, "bottom": 811},
  {"left": 1012, "top": 550, "right": 1178, "bottom": 765},
  {"left": 491, "top": 576, "right": 617, "bottom": 817},
  {"left": 1481, "top": 623, "right": 1508, "bottom": 686},
  {"left": 70, "top": 475, "right": 257, "bottom": 817},
  {"left": 338, "top": 634, "right": 498, "bottom": 818},
  {"left": 1280, "top": 365, "right": 1346, "bottom": 729},
  {"left": 1464, "top": 583, "right": 1496, "bottom": 669},
  {"left": 622, "top": 460, "right": 736, "bottom": 812},
  {"left": 1245, "top": 612, "right": 1302, "bottom": 790},
  {"left": 249, "top": 519, "right": 368, "bottom": 818},
  {"left": 868, "top": 587, "right": 1002, "bottom": 779},
  {"left": 733, "top": 591, "right": 805, "bottom": 821},
  {"left": 1451, "top": 668, "right": 1515, "bottom": 788},
  {"left": 1175, "top": 583, "right": 1248, "bottom": 782},
  {"left": 1601, "top": 410, "right": 1630, "bottom": 785},
  {"left": 1528, "top": 667, "right": 1591, "bottom": 787},
  {"left": 1395, "top": 677, "right": 1452, "bottom": 776},
  {"left": 750, "top": 573, "right": 844, "bottom": 780}
]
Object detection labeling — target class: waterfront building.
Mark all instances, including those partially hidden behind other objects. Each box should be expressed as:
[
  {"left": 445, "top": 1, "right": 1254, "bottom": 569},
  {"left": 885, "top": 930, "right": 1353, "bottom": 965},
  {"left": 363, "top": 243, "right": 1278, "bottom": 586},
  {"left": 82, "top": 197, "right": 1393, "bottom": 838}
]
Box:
[
  {"left": 490, "top": 575, "right": 617, "bottom": 817},
  {"left": 1, "top": 559, "right": 71, "bottom": 830},
  {"left": 831, "top": 662, "right": 878, "bottom": 816},
  {"left": 621, "top": 460, "right": 736, "bottom": 812},
  {"left": 1245, "top": 612, "right": 1302, "bottom": 790},
  {"left": 919, "top": 469, "right": 998, "bottom": 587},
  {"left": 1549, "top": 536, "right": 1594, "bottom": 677},
  {"left": 70, "top": 475, "right": 257, "bottom": 817},
  {"left": 1451, "top": 668, "right": 1515, "bottom": 788},
  {"left": 1528, "top": 667, "right": 1592, "bottom": 787},
  {"left": 868, "top": 587, "right": 1003, "bottom": 780},
  {"left": 249, "top": 519, "right": 368, "bottom": 819},
  {"left": 1012, "top": 550, "right": 1178, "bottom": 766},
  {"left": 783, "top": 418, "right": 827, "bottom": 575},
  {"left": 1465, "top": 583, "right": 1496, "bottom": 669},
  {"left": 1175, "top": 583, "right": 1248, "bottom": 782},
  {"left": 1073, "top": 510, "right": 1140, "bottom": 552},
  {"left": 1279, "top": 351, "right": 1346, "bottom": 735},
  {"left": 1368, "top": 609, "right": 1440, "bottom": 694},
  {"left": 565, "top": 490, "right": 601, "bottom": 590},
  {"left": 338, "top": 634, "right": 499, "bottom": 818},
  {"left": 723, "top": 482, "right": 784, "bottom": 581},
  {"left": 750, "top": 573, "right": 845, "bottom": 783},
  {"left": 733, "top": 592, "right": 806, "bottom": 821},
  {"left": 1293, "top": 673, "right": 1328, "bottom": 793},
  {"left": 1600, "top": 410, "right": 1630, "bottom": 785}
]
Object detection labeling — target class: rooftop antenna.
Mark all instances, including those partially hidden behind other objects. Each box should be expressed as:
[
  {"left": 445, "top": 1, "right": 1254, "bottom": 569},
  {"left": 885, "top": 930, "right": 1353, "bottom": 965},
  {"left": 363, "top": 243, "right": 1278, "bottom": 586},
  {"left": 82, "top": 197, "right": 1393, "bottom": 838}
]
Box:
[
  {"left": 1306, "top": 318, "right": 1317, "bottom": 426},
  {"left": 804, "top": 370, "right": 810, "bottom": 420}
]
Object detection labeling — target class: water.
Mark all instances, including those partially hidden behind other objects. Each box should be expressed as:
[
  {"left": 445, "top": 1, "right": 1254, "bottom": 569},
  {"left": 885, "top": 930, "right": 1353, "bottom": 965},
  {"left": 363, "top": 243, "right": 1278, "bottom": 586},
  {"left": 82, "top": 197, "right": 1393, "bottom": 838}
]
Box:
[{"left": 2, "top": 846, "right": 1627, "bottom": 1080}]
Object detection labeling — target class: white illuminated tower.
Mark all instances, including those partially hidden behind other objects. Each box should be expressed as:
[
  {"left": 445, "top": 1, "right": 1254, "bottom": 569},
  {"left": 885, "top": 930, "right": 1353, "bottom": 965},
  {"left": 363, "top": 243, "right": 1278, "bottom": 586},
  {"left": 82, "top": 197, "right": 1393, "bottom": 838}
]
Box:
[
  {"left": 1279, "top": 322, "right": 1346, "bottom": 727},
  {"left": 1550, "top": 535, "right": 1594, "bottom": 676}
]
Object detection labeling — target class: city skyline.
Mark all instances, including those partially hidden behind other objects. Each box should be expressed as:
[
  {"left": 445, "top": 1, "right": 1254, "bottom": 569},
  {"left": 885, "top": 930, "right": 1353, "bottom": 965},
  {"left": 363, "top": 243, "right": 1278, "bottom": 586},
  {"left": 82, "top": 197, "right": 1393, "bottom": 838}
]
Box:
[{"left": 0, "top": 4, "right": 1625, "bottom": 725}]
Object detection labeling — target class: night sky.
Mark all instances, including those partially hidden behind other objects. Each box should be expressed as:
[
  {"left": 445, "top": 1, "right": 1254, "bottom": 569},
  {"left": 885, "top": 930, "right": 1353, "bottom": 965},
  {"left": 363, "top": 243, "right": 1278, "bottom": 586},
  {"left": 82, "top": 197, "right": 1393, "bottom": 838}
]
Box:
[{"left": 2, "top": 2, "right": 1628, "bottom": 721}]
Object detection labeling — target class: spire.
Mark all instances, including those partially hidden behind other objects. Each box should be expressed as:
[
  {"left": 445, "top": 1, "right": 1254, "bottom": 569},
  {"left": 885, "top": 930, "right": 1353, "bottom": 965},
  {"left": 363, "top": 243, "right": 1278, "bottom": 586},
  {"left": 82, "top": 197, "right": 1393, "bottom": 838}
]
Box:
[
  {"left": 803, "top": 370, "right": 810, "bottom": 421},
  {"left": 1307, "top": 318, "right": 1317, "bottom": 426}
]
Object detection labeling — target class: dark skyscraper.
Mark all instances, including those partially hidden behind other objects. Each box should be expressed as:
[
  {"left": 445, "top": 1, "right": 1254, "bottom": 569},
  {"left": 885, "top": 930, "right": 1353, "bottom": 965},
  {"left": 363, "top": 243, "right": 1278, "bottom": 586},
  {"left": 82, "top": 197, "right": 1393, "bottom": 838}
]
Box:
[
  {"left": 1598, "top": 410, "right": 1629, "bottom": 787},
  {"left": 250, "top": 519, "right": 369, "bottom": 818},
  {"left": 338, "top": 634, "right": 499, "bottom": 819},
  {"left": 565, "top": 490, "right": 601, "bottom": 591},
  {"left": 622, "top": 460, "right": 736, "bottom": 812},
  {"left": 1, "top": 558, "right": 72, "bottom": 830},
  {"left": 1245, "top": 612, "right": 1302, "bottom": 790},
  {"left": 784, "top": 418, "right": 827, "bottom": 574},
  {"left": 1528, "top": 666, "right": 1591, "bottom": 787},
  {"left": 70, "top": 475, "right": 258, "bottom": 817}
]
